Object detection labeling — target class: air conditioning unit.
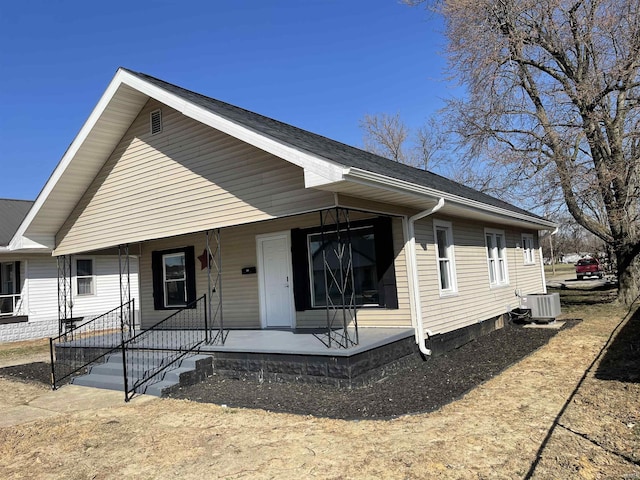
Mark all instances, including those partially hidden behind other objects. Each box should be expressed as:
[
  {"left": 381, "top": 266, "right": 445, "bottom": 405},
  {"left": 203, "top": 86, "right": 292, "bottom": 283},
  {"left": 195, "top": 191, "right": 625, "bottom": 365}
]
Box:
[{"left": 520, "top": 293, "right": 561, "bottom": 321}]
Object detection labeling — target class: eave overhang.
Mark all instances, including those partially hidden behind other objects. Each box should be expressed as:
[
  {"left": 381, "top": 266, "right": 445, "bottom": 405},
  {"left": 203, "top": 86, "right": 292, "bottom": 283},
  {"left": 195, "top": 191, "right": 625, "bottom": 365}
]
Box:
[{"left": 336, "top": 168, "right": 557, "bottom": 231}]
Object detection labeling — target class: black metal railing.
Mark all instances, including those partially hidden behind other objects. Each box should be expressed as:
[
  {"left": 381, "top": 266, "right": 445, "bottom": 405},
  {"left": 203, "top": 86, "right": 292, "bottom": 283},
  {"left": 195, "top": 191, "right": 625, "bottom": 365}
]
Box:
[
  {"left": 123, "top": 295, "right": 207, "bottom": 401},
  {"left": 49, "top": 299, "right": 135, "bottom": 389}
]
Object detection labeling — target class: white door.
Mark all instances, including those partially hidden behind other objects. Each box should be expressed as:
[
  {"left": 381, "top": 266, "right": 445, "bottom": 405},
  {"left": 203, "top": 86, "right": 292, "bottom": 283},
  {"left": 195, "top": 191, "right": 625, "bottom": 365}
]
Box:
[{"left": 257, "top": 233, "right": 295, "bottom": 328}]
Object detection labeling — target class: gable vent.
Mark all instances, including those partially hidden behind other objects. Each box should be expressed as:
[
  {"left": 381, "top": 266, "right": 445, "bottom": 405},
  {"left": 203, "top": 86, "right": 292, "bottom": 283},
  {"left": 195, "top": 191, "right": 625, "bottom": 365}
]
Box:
[{"left": 150, "top": 109, "right": 162, "bottom": 135}]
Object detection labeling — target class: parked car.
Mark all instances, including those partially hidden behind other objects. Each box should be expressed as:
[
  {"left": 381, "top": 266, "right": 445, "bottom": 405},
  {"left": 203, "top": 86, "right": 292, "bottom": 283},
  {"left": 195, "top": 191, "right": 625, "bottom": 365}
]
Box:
[{"left": 575, "top": 257, "right": 604, "bottom": 280}]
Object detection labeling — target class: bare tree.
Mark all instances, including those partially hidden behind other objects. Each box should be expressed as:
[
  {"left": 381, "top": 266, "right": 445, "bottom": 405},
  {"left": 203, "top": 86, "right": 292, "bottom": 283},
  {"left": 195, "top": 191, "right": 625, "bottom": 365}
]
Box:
[
  {"left": 360, "top": 113, "right": 410, "bottom": 163},
  {"left": 360, "top": 112, "right": 450, "bottom": 170},
  {"left": 409, "top": 0, "right": 640, "bottom": 304},
  {"left": 413, "top": 117, "right": 447, "bottom": 170}
]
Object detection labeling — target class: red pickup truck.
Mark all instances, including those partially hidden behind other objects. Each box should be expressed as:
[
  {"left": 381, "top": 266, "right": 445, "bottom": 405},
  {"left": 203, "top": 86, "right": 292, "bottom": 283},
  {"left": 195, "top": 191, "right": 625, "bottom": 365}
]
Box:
[{"left": 575, "top": 257, "right": 604, "bottom": 280}]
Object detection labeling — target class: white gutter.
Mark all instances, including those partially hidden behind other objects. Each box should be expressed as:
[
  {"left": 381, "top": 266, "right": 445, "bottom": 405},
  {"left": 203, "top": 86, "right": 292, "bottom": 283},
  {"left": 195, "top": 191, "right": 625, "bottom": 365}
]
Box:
[
  {"left": 539, "top": 227, "right": 559, "bottom": 294},
  {"left": 404, "top": 197, "right": 445, "bottom": 356},
  {"left": 345, "top": 168, "right": 557, "bottom": 230}
]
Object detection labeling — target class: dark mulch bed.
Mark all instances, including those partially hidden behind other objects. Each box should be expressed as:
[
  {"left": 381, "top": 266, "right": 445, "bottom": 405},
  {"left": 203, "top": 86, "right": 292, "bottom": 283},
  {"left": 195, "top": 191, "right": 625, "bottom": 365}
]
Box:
[
  {"left": 0, "top": 362, "right": 52, "bottom": 385},
  {"left": 0, "top": 321, "right": 575, "bottom": 420},
  {"left": 169, "top": 320, "right": 577, "bottom": 419}
]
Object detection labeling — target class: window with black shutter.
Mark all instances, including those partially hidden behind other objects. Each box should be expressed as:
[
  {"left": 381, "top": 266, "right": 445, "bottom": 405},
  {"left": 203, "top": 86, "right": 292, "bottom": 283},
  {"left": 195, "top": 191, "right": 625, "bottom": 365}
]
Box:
[
  {"left": 290, "top": 216, "right": 398, "bottom": 310},
  {"left": 151, "top": 246, "right": 197, "bottom": 309}
]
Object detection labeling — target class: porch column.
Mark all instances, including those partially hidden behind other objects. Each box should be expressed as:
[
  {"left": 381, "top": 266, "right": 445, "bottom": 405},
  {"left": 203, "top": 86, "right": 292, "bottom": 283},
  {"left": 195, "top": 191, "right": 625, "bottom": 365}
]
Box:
[
  {"left": 319, "top": 207, "right": 359, "bottom": 348},
  {"left": 57, "top": 255, "right": 73, "bottom": 336},
  {"left": 206, "top": 229, "right": 225, "bottom": 344},
  {"left": 118, "top": 244, "right": 133, "bottom": 337}
]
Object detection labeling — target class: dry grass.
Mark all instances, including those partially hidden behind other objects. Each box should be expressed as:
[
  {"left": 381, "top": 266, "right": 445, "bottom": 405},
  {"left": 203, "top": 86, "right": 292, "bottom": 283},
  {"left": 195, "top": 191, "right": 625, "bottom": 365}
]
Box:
[
  {"left": 1, "top": 290, "right": 639, "bottom": 479},
  {"left": 0, "top": 337, "right": 50, "bottom": 367}
]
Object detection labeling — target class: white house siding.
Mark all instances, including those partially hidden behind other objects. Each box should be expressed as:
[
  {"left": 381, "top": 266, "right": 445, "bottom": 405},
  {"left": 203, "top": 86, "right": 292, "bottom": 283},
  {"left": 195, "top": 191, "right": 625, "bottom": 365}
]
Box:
[
  {"left": 54, "top": 99, "right": 335, "bottom": 256},
  {"left": 415, "top": 216, "right": 544, "bottom": 336},
  {"left": 138, "top": 213, "right": 412, "bottom": 329},
  {"left": 0, "top": 255, "right": 139, "bottom": 343}
]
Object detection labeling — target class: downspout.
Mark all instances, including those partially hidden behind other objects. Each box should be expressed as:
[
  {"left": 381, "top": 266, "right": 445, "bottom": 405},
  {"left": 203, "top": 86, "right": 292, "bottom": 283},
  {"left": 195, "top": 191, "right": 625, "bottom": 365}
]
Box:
[
  {"left": 540, "top": 227, "right": 559, "bottom": 294},
  {"left": 404, "top": 197, "right": 445, "bottom": 356}
]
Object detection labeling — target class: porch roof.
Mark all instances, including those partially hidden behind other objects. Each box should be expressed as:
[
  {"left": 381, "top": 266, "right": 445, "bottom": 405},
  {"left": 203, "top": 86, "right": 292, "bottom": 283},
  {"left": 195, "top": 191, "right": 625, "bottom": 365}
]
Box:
[{"left": 12, "top": 68, "right": 556, "bottom": 252}]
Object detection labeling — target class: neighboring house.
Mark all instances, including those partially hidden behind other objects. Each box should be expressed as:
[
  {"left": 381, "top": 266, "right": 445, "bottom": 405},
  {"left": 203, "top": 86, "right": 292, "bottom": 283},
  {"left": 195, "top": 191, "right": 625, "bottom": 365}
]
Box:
[
  {"left": 560, "top": 253, "right": 582, "bottom": 264},
  {"left": 0, "top": 198, "right": 139, "bottom": 343},
  {"left": 13, "top": 68, "right": 555, "bottom": 356}
]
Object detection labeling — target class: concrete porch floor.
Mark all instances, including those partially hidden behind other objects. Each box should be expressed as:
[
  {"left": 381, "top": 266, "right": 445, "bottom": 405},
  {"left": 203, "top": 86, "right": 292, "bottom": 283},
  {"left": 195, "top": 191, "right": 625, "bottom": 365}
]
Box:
[
  {"left": 55, "top": 327, "right": 416, "bottom": 357},
  {"left": 198, "top": 327, "right": 416, "bottom": 356}
]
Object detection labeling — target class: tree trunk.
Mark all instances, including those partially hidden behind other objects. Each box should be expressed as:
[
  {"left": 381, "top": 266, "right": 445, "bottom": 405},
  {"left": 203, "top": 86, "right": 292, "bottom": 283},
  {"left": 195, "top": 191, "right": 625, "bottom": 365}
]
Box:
[{"left": 616, "top": 248, "right": 640, "bottom": 307}]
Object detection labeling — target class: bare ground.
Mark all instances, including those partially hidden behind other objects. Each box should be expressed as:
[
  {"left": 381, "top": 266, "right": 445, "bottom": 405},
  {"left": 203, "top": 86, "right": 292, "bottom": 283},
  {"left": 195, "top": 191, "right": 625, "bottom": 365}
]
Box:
[{"left": 0, "top": 288, "right": 639, "bottom": 479}]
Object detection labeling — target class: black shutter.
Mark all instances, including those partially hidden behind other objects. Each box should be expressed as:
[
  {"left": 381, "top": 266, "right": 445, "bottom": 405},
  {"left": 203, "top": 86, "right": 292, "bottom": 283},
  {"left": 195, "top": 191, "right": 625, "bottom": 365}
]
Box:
[
  {"left": 291, "top": 228, "right": 311, "bottom": 311},
  {"left": 184, "top": 246, "right": 197, "bottom": 308},
  {"left": 151, "top": 251, "right": 164, "bottom": 310},
  {"left": 374, "top": 217, "right": 398, "bottom": 309},
  {"left": 14, "top": 261, "right": 20, "bottom": 294}
]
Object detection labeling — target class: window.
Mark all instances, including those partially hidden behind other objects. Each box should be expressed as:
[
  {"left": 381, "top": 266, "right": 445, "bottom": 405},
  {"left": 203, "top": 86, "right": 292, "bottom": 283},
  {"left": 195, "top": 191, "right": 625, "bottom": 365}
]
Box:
[
  {"left": 152, "top": 247, "right": 196, "bottom": 309},
  {"left": 522, "top": 233, "right": 535, "bottom": 265},
  {"left": 0, "top": 261, "right": 20, "bottom": 316},
  {"left": 1, "top": 262, "right": 15, "bottom": 294},
  {"left": 163, "top": 253, "right": 187, "bottom": 307},
  {"left": 291, "top": 217, "right": 398, "bottom": 310},
  {"left": 486, "top": 229, "right": 508, "bottom": 286},
  {"left": 76, "top": 259, "right": 94, "bottom": 295},
  {"left": 308, "top": 226, "right": 378, "bottom": 307},
  {"left": 434, "top": 220, "right": 457, "bottom": 294}
]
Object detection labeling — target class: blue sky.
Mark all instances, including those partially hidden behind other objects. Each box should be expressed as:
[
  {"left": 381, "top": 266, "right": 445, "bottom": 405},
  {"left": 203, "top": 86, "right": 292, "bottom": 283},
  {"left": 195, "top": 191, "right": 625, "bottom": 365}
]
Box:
[{"left": 0, "top": 1, "right": 453, "bottom": 201}]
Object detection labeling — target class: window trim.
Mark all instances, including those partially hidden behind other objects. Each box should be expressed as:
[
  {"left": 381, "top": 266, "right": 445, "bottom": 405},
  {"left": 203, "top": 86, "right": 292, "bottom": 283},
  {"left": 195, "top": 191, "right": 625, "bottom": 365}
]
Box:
[
  {"left": 521, "top": 233, "right": 535, "bottom": 265},
  {"left": 162, "top": 252, "right": 187, "bottom": 308},
  {"left": 485, "top": 228, "right": 509, "bottom": 287},
  {"left": 433, "top": 219, "right": 457, "bottom": 296},
  {"left": 75, "top": 258, "right": 95, "bottom": 296}
]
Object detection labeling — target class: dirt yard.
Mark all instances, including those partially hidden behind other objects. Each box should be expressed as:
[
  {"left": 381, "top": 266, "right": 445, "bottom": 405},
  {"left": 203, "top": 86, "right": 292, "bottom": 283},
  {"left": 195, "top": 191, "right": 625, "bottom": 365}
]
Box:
[{"left": 1, "top": 288, "right": 639, "bottom": 479}]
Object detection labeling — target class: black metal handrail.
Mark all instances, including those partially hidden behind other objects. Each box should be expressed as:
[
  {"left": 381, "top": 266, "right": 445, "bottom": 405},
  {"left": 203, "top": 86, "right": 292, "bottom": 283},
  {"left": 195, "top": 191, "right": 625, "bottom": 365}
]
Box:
[
  {"left": 49, "top": 299, "right": 135, "bottom": 389},
  {"left": 123, "top": 295, "right": 207, "bottom": 401}
]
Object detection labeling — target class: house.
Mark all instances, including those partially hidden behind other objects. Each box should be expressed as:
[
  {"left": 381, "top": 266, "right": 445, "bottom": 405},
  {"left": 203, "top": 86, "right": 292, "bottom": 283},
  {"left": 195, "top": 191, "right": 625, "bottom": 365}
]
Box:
[
  {"left": 16, "top": 68, "right": 556, "bottom": 387},
  {"left": 0, "top": 198, "right": 139, "bottom": 343}
]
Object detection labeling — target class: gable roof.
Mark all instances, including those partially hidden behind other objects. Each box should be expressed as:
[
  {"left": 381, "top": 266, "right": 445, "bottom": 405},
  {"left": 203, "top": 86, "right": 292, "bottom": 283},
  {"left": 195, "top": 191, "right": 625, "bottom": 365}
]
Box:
[
  {"left": 13, "top": 68, "right": 555, "bottom": 251},
  {"left": 126, "top": 69, "right": 546, "bottom": 222},
  {"left": 0, "top": 199, "right": 33, "bottom": 247}
]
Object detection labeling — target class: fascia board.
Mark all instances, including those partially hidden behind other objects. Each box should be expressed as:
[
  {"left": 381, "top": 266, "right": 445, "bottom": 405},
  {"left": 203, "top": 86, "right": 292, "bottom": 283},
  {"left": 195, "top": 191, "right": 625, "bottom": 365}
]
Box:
[
  {"left": 120, "top": 71, "right": 346, "bottom": 183},
  {"left": 344, "top": 168, "right": 557, "bottom": 230},
  {"left": 12, "top": 69, "right": 137, "bottom": 246}
]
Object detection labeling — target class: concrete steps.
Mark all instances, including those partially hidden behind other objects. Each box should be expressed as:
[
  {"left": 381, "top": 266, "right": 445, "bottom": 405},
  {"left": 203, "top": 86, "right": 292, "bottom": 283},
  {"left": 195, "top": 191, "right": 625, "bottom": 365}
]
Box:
[{"left": 71, "top": 351, "right": 213, "bottom": 397}]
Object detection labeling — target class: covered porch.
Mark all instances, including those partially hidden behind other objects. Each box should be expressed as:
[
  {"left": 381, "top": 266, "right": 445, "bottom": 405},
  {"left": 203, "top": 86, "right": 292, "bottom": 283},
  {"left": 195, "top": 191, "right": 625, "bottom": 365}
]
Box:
[
  {"left": 54, "top": 206, "right": 413, "bottom": 348},
  {"left": 51, "top": 206, "right": 418, "bottom": 394},
  {"left": 53, "top": 326, "right": 417, "bottom": 388}
]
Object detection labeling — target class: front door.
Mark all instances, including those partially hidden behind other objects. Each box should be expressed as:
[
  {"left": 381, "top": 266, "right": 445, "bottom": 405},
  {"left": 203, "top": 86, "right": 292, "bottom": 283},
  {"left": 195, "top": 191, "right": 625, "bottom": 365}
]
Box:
[{"left": 257, "top": 233, "right": 295, "bottom": 328}]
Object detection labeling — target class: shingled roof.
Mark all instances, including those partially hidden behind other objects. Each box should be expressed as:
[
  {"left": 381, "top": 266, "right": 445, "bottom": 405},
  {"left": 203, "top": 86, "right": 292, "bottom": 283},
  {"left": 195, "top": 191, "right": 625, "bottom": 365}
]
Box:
[
  {"left": 124, "top": 68, "right": 547, "bottom": 222},
  {"left": 0, "top": 199, "right": 33, "bottom": 247}
]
